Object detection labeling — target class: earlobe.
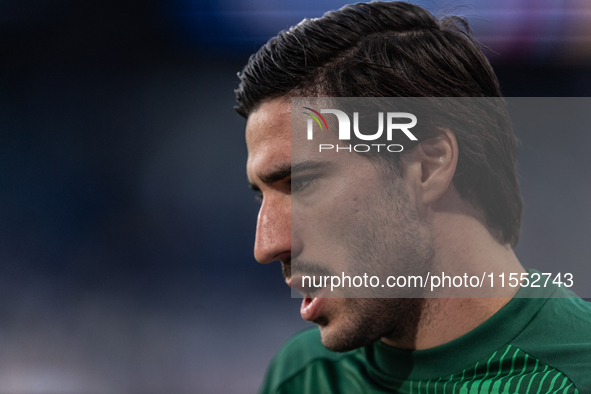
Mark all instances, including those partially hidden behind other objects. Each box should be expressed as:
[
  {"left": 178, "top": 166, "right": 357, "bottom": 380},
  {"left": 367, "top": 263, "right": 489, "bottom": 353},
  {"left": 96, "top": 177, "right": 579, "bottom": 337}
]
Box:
[{"left": 417, "top": 129, "right": 458, "bottom": 205}]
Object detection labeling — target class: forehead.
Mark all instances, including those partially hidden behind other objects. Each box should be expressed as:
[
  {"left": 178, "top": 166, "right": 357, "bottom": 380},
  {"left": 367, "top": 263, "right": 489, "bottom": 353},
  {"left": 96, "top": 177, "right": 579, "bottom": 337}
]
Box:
[{"left": 246, "top": 98, "right": 291, "bottom": 179}]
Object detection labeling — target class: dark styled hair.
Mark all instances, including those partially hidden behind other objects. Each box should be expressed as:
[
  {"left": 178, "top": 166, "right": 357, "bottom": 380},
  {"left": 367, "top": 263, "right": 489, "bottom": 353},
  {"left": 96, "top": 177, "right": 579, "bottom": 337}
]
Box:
[{"left": 235, "top": 1, "right": 522, "bottom": 247}]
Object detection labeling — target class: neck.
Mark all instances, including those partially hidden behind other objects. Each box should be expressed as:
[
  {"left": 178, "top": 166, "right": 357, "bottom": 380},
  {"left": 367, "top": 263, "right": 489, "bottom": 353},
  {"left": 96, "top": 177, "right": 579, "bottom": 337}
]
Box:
[
  {"left": 381, "top": 194, "right": 525, "bottom": 350},
  {"left": 382, "top": 297, "right": 514, "bottom": 350}
]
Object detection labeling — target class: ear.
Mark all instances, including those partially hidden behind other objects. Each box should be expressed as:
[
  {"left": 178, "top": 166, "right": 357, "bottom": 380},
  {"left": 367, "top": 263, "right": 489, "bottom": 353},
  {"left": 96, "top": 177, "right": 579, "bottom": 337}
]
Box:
[{"left": 411, "top": 129, "right": 458, "bottom": 206}]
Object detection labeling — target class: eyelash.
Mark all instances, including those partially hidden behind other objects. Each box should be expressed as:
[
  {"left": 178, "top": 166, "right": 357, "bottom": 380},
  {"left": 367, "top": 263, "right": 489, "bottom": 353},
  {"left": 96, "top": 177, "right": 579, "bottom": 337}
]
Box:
[
  {"left": 290, "top": 176, "right": 317, "bottom": 193},
  {"left": 253, "top": 176, "right": 318, "bottom": 203}
]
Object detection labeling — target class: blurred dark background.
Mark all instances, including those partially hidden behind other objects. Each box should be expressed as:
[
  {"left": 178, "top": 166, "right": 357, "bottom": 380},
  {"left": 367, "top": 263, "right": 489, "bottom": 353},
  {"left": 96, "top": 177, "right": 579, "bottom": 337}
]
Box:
[{"left": 0, "top": 0, "right": 590, "bottom": 392}]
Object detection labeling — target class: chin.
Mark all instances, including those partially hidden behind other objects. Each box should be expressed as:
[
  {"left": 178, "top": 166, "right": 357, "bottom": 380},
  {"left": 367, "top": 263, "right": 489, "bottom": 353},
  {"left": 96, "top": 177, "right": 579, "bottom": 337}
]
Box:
[
  {"left": 314, "top": 297, "right": 424, "bottom": 352},
  {"left": 316, "top": 317, "right": 378, "bottom": 353}
]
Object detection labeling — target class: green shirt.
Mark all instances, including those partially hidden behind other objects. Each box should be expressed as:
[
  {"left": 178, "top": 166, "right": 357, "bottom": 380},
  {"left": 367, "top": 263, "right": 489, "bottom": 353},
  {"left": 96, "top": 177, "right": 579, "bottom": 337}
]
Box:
[{"left": 260, "top": 284, "right": 591, "bottom": 393}]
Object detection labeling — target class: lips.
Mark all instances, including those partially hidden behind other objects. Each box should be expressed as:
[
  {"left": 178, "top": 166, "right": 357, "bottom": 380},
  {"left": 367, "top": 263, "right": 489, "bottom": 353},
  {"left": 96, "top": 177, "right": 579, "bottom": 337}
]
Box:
[
  {"left": 300, "top": 290, "right": 327, "bottom": 321},
  {"left": 287, "top": 275, "right": 328, "bottom": 322}
]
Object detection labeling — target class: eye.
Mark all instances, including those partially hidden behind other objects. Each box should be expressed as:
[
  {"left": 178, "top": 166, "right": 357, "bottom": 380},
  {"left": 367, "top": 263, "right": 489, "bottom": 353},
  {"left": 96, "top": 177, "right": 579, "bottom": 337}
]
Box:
[
  {"left": 254, "top": 192, "right": 263, "bottom": 203},
  {"left": 290, "top": 176, "right": 318, "bottom": 193}
]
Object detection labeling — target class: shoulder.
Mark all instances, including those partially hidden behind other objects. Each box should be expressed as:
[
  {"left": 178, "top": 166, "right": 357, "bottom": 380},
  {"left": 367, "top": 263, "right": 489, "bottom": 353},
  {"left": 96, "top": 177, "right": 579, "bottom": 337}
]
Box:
[
  {"left": 258, "top": 327, "right": 361, "bottom": 394},
  {"left": 512, "top": 287, "right": 591, "bottom": 391}
]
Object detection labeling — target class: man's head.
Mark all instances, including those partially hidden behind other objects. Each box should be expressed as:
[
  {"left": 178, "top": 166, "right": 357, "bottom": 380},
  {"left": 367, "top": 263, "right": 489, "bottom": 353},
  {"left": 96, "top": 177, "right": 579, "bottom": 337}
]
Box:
[
  {"left": 237, "top": 1, "right": 522, "bottom": 246},
  {"left": 238, "top": 1, "right": 523, "bottom": 351}
]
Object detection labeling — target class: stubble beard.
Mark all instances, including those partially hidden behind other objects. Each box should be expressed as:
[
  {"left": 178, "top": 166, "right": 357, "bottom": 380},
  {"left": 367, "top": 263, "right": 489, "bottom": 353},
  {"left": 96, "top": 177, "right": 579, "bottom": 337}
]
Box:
[
  {"left": 317, "top": 173, "right": 434, "bottom": 352},
  {"left": 317, "top": 297, "right": 426, "bottom": 352}
]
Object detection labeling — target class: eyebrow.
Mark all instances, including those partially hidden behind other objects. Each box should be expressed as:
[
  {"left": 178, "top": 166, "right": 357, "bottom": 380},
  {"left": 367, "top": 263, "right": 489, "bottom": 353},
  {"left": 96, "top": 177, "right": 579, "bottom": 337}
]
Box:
[{"left": 248, "top": 160, "right": 329, "bottom": 192}]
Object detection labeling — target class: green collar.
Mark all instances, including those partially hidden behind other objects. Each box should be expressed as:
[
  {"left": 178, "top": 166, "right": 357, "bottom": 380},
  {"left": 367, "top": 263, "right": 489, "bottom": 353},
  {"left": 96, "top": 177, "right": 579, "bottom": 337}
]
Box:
[{"left": 365, "top": 277, "right": 562, "bottom": 381}]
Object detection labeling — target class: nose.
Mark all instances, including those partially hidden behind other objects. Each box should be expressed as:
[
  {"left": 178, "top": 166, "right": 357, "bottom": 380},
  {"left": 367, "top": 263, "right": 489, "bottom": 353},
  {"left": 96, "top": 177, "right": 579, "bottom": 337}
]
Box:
[{"left": 254, "top": 194, "right": 291, "bottom": 264}]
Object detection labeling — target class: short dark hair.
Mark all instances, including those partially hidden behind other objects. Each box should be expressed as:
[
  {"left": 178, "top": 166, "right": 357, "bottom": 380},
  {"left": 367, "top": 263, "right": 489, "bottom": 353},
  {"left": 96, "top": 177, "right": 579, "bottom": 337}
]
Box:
[{"left": 235, "top": 1, "right": 522, "bottom": 247}]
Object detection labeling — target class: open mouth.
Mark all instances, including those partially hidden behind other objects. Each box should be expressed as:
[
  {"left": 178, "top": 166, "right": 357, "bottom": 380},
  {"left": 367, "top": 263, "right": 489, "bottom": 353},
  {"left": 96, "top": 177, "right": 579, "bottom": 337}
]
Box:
[
  {"left": 300, "top": 288, "right": 327, "bottom": 322},
  {"left": 289, "top": 276, "right": 328, "bottom": 322},
  {"left": 287, "top": 273, "right": 331, "bottom": 321}
]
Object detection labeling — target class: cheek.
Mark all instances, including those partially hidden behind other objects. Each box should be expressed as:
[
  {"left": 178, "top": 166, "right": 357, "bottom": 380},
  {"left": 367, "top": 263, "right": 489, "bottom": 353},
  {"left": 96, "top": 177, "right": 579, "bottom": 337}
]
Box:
[
  {"left": 295, "top": 176, "right": 385, "bottom": 263},
  {"left": 330, "top": 174, "right": 381, "bottom": 214},
  {"left": 328, "top": 182, "right": 385, "bottom": 237}
]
